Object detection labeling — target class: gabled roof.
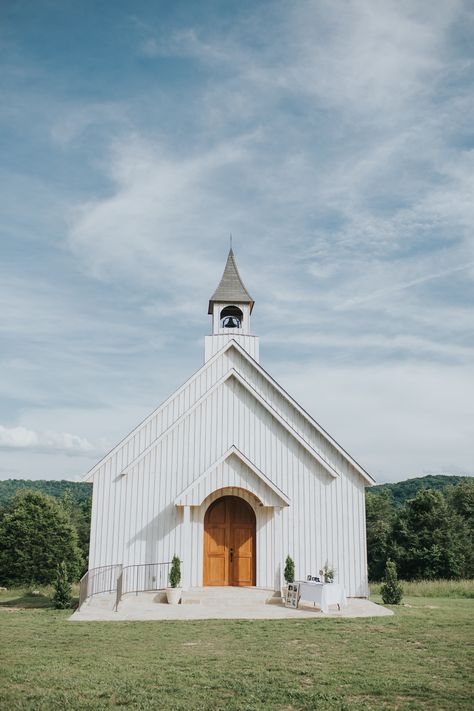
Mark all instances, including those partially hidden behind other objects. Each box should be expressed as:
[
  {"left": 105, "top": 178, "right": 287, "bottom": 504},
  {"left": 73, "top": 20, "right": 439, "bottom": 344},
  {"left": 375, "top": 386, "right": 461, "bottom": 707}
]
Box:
[
  {"left": 231, "top": 341, "right": 375, "bottom": 484},
  {"left": 84, "top": 339, "right": 374, "bottom": 485},
  {"left": 113, "top": 368, "right": 338, "bottom": 479},
  {"left": 208, "top": 248, "right": 254, "bottom": 313},
  {"left": 174, "top": 446, "right": 290, "bottom": 507}
]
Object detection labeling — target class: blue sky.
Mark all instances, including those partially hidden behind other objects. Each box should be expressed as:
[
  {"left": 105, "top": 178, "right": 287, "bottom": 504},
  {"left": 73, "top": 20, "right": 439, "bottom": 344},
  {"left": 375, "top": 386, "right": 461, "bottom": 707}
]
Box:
[{"left": 1, "top": 0, "right": 473, "bottom": 483}]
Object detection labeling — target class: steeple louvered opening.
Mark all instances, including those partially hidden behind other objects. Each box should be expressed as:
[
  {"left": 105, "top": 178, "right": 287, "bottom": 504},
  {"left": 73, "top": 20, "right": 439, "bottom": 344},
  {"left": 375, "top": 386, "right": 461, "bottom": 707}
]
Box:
[{"left": 220, "top": 305, "right": 243, "bottom": 329}]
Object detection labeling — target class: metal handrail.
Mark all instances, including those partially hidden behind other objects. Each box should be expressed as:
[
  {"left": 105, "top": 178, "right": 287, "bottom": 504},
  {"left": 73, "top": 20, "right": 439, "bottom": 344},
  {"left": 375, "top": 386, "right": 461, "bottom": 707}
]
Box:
[
  {"left": 78, "top": 564, "right": 122, "bottom": 610},
  {"left": 121, "top": 562, "right": 172, "bottom": 596},
  {"left": 78, "top": 561, "right": 173, "bottom": 611}
]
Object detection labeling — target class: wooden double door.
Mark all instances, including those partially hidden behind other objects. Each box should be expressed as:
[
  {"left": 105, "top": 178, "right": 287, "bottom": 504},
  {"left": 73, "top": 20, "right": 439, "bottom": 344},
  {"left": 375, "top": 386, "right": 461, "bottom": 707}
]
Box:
[{"left": 203, "top": 496, "right": 256, "bottom": 586}]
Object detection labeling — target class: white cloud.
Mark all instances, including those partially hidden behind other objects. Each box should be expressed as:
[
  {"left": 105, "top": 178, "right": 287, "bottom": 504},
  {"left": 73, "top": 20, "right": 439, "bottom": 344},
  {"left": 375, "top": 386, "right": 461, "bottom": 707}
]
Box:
[
  {"left": 275, "top": 360, "right": 474, "bottom": 483},
  {"left": 285, "top": 0, "right": 455, "bottom": 114},
  {"left": 68, "top": 1, "right": 474, "bottom": 306},
  {"left": 336, "top": 261, "right": 474, "bottom": 309},
  {"left": 0, "top": 425, "right": 97, "bottom": 455},
  {"left": 2, "top": 0, "right": 473, "bottom": 482},
  {"left": 67, "top": 134, "right": 258, "bottom": 291}
]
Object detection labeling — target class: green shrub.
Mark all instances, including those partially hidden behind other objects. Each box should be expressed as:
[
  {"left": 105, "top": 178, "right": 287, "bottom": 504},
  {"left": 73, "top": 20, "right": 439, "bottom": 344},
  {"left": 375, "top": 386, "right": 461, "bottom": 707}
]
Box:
[
  {"left": 380, "top": 559, "right": 403, "bottom": 605},
  {"left": 169, "top": 556, "right": 181, "bottom": 588},
  {"left": 284, "top": 555, "right": 295, "bottom": 584},
  {"left": 52, "top": 562, "right": 72, "bottom": 609},
  {"left": 371, "top": 578, "right": 474, "bottom": 598}
]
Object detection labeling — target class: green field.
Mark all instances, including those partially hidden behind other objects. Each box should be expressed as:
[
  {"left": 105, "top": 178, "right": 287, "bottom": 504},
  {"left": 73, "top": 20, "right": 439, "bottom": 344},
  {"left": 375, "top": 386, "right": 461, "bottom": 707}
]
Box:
[{"left": 0, "top": 587, "right": 473, "bottom": 711}]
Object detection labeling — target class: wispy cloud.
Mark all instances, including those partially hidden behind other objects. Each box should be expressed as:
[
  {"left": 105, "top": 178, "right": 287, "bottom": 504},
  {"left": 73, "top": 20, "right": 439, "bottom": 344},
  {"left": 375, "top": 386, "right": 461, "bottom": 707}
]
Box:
[
  {"left": 50, "top": 101, "right": 129, "bottom": 148},
  {"left": 276, "top": 359, "right": 474, "bottom": 481},
  {"left": 1, "top": 0, "right": 473, "bottom": 481},
  {"left": 337, "top": 261, "right": 474, "bottom": 309}
]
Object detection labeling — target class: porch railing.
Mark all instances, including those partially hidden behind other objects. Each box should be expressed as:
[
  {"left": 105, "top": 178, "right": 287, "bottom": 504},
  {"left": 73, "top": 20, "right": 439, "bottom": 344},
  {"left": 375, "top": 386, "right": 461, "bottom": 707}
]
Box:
[
  {"left": 78, "top": 561, "right": 172, "bottom": 611},
  {"left": 122, "top": 562, "right": 171, "bottom": 596},
  {"left": 78, "top": 564, "right": 122, "bottom": 609}
]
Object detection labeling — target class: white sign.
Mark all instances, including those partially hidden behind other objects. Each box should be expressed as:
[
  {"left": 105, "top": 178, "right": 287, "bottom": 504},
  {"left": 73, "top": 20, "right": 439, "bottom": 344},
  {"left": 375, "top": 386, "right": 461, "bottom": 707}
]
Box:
[{"left": 285, "top": 582, "right": 300, "bottom": 608}]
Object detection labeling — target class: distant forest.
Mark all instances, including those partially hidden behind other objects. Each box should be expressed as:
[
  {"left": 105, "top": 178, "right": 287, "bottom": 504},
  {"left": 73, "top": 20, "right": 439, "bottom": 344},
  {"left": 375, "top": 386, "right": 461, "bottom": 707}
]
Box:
[
  {"left": 0, "top": 474, "right": 472, "bottom": 584},
  {"left": 0, "top": 479, "right": 92, "bottom": 508},
  {"left": 370, "top": 474, "right": 471, "bottom": 505},
  {"left": 0, "top": 473, "right": 469, "bottom": 509},
  {"left": 367, "top": 475, "right": 473, "bottom": 581}
]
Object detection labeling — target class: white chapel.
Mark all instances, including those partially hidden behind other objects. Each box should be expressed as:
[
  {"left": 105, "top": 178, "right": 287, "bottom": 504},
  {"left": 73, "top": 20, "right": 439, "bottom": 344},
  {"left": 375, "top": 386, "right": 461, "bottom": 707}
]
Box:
[{"left": 84, "top": 249, "right": 374, "bottom": 598}]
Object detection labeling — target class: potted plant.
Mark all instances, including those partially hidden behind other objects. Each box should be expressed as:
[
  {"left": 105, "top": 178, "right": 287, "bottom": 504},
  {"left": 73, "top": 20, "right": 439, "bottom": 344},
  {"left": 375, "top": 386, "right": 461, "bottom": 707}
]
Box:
[
  {"left": 166, "top": 556, "right": 182, "bottom": 605},
  {"left": 282, "top": 555, "right": 295, "bottom": 598},
  {"left": 322, "top": 564, "right": 335, "bottom": 583}
]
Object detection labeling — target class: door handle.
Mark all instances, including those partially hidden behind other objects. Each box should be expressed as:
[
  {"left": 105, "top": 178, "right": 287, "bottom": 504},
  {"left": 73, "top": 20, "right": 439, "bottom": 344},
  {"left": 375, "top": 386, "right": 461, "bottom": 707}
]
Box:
[{"left": 230, "top": 548, "right": 234, "bottom": 563}]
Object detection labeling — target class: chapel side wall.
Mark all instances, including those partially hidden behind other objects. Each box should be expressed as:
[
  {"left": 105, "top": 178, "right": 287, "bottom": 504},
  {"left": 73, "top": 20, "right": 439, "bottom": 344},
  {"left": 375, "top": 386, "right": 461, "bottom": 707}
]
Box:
[
  {"left": 87, "top": 475, "right": 100, "bottom": 570},
  {"left": 86, "top": 352, "right": 233, "bottom": 570},
  {"left": 88, "top": 455, "right": 123, "bottom": 570},
  {"left": 228, "top": 349, "right": 369, "bottom": 596},
  {"left": 278, "top": 455, "right": 368, "bottom": 597},
  {"left": 88, "top": 376, "right": 369, "bottom": 597}
]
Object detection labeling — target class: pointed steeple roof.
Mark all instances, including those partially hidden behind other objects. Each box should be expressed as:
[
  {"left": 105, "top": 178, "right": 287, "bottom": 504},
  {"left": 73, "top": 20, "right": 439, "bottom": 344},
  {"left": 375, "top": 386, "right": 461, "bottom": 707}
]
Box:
[{"left": 208, "top": 249, "right": 254, "bottom": 314}]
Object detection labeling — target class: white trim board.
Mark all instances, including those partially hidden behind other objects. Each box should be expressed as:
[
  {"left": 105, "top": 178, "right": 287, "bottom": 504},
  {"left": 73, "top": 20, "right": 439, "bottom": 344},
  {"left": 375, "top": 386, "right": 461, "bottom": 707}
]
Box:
[
  {"left": 227, "top": 340, "right": 374, "bottom": 484},
  {"left": 174, "top": 445, "right": 290, "bottom": 507},
  {"left": 115, "top": 369, "right": 338, "bottom": 480},
  {"left": 84, "top": 339, "right": 373, "bottom": 485},
  {"left": 82, "top": 342, "right": 235, "bottom": 481}
]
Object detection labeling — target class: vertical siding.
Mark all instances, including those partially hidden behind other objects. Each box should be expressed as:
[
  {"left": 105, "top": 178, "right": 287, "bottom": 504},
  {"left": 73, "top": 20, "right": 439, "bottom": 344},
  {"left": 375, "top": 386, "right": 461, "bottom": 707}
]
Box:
[
  {"left": 204, "top": 334, "right": 259, "bottom": 362},
  {"left": 89, "top": 353, "right": 369, "bottom": 597}
]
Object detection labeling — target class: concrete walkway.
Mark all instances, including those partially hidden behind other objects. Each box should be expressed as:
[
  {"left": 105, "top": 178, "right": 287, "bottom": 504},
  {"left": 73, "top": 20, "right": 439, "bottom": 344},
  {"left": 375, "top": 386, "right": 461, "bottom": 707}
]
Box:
[{"left": 70, "top": 588, "right": 392, "bottom": 622}]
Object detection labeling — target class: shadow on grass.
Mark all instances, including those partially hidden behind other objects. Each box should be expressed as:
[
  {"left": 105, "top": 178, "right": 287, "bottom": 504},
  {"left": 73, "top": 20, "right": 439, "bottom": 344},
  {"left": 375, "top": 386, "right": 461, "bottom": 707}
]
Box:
[
  {"left": 0, "top": 592, "right": 55, "bottom": 609},
  {"left": 0, "top": 593, "right": 80, "bottom": 610}
]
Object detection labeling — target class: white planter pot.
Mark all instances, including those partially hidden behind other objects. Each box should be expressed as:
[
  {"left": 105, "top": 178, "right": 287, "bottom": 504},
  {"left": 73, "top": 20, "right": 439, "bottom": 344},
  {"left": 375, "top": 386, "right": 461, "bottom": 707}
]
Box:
[{"left": 166, "top": 587, "right": 182, "bottom": 605}]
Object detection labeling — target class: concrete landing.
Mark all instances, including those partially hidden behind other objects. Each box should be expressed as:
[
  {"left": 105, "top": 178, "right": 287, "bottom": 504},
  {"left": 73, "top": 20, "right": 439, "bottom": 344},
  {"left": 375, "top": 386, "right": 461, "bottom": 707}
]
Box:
[{"left": 70, "top": 589, "right": 392, "bottom": 622}]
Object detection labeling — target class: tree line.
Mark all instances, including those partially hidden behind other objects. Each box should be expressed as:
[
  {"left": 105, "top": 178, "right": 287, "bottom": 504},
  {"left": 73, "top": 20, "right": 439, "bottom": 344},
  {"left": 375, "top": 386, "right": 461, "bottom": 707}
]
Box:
[
  {"left": 366, "top": 479, "right": 474, "bottom": 581},
  {"left": 0, "top": 489, "right": 91, "bottom": 586},
  {"left": 0, "top": 476, "right": 472, "bottom": 586}
]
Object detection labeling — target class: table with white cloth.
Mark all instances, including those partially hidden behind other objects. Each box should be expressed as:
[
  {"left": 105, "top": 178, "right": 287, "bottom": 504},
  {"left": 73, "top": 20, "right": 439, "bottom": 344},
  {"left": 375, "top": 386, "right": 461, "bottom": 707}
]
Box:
[{"left": 296, "top": 581, "right": 346, "bottom": 613}]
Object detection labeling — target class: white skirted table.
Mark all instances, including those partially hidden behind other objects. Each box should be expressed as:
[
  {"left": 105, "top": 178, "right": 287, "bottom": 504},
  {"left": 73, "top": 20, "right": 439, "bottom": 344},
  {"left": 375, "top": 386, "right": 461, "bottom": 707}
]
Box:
[{"left": 296, "top": 582, "right": 346, "bottom": 613}]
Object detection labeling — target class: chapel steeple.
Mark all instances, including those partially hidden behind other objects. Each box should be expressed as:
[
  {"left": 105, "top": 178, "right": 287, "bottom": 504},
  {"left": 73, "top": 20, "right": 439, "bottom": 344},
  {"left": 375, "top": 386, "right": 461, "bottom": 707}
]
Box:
[
  {"left": 208, "top": 248, "right": 254, "bottom": 315},
  {"left": 204, "top": 248, "right": 259, "bottom": 363}
]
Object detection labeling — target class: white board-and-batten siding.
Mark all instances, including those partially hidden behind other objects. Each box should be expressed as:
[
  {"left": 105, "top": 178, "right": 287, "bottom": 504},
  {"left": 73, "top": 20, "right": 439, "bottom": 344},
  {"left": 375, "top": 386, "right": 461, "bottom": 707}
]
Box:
[{"left": 87, "top": 341, "right": 370, "bottom": 598}]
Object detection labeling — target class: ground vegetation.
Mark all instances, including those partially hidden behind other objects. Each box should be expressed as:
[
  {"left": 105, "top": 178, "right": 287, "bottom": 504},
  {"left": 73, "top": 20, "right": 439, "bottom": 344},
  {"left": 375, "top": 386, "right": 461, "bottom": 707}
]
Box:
[{"left": 0, "top": 586, "right": 472, "bottom": 710}]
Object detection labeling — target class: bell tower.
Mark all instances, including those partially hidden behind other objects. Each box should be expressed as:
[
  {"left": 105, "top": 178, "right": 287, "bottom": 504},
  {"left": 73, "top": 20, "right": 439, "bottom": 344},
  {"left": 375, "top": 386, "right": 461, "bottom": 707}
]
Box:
[{"left": 205, "top": 248, "right": 259, "bottom": 362}]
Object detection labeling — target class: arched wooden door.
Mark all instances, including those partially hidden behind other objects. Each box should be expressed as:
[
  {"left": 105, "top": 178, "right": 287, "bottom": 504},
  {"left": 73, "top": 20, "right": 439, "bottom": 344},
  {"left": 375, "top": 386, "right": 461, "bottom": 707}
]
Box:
[{"left": 203, "top": 496, "right": 256, "bottom": 586}]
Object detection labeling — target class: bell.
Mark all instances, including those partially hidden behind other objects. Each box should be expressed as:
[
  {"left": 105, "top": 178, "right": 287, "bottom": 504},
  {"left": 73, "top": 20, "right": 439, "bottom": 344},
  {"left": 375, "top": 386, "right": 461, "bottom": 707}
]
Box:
[{"left": 223, "top": 316, "right": 240, "bottom": 328}]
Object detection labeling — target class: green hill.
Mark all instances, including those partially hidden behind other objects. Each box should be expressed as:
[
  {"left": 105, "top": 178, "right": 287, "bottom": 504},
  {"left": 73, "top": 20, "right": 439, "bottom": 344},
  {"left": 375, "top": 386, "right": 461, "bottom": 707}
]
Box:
[
  {"left": 371, "top": 474, "right": 470, "bottom": 505},
  {"left": 0, "top": 479, "right": 92, "bottom": 508},
  {"left": 1, "top": 474, "right": 470, "bottom": 510}
]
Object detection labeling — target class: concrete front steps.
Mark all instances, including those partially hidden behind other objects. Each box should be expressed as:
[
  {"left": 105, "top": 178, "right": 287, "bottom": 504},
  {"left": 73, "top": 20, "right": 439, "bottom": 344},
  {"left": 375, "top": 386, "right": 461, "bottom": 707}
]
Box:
[{"left": 181, "top": 586, "right": 281, "bottom": 607}]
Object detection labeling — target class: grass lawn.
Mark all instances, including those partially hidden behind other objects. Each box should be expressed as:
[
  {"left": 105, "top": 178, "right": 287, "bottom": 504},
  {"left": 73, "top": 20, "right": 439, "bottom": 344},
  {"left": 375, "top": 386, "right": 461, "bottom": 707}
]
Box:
[{"left": 0, "top": 588, "right": 472, "bottom": 710}]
